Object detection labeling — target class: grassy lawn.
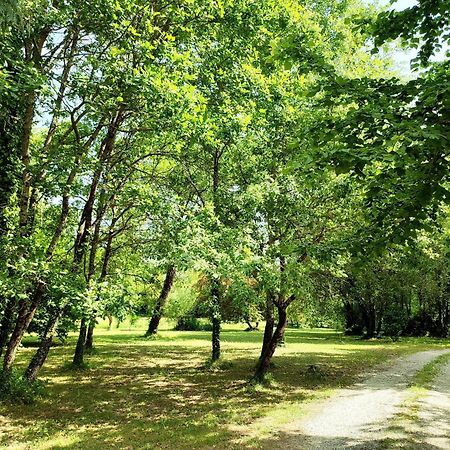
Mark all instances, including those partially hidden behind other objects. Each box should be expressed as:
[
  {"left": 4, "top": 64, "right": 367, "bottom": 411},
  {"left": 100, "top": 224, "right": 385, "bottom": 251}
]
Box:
[{"left": 1, "top": 319, "right": 449, "bottom": 450}]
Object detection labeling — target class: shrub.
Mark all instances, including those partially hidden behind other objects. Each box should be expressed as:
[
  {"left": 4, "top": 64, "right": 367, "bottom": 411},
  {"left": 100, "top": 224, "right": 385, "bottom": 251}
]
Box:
[
  {"left": 174, "top": 315, "right": 212, "bottom": 331},
  {"left": 0, "top": 370, "right": 45, "bottom": 404}
]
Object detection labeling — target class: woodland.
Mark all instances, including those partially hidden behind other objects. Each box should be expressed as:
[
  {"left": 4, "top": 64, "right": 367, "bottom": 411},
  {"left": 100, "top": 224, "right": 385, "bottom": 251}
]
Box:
[{"left": 0, "top": 0, "right": 449, "bottom": 442}]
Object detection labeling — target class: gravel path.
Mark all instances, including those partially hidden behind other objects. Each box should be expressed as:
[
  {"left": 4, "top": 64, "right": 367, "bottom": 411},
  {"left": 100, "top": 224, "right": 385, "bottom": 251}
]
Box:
[
  {"left": 414, "top": 357, "right": 450, "bottom": 449},
  {"left": 270, "top": 349, "right": 450, "bottom": 450}
]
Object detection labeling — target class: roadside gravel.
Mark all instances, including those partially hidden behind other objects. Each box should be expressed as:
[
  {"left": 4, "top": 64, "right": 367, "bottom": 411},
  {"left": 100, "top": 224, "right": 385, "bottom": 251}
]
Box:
[{"left": 269, "top": 349, "right": 450, "bottom": 450}]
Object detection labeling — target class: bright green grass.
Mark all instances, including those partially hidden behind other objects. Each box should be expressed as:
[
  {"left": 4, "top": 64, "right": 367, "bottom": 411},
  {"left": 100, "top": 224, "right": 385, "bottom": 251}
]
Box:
[{"left": 1, "top": 319, "right": 449, "bottom": 450}]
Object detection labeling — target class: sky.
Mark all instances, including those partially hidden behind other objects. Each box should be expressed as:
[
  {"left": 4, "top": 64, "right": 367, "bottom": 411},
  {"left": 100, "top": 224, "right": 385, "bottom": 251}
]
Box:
[
  {"left": 389, "top": 0, "right": 418, "bottom": 10},
  {"left": 379, "top": 0, "right": 448, "bottom": 75}
]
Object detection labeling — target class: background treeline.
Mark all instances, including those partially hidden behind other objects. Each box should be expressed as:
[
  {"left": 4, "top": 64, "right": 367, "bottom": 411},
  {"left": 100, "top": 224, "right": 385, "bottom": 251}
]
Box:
[{"left": 0, "top": 0, "right": 449, "bottom": 388}]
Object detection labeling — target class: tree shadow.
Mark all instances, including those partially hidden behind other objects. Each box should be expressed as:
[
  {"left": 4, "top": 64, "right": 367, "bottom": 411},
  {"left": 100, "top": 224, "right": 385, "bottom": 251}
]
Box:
[{"left": 1, "top": 331, "right": 449, "bottom": 449}]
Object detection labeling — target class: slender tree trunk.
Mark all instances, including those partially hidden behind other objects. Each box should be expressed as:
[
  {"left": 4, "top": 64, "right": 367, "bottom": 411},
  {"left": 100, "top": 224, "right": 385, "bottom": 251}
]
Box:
[
  {"left": 24, "top": 308, "right": 61, "bottom": 382},
  {"left": 0, "top": 297, "right": 15, "bottom": 358},
  {"left": 211, "top": 280, "right": 221, "bottom": 362},
  {"left": 212, "top": 316, "right": 221, "bottom": 362},
  {"left": 85, "top": 319, "right": 95, "bottom": 351},
  {"left": 71, "top": 110, "right": 124, "bottom": 366},
  {"left": 73, "top": 317, "right": 88, "bottom": 366},
  {"left": 3, "top": 283, "right": 45, "bottom": 371},
  {"left": 146, "top": 265, "right": 176, "bottom": 336},
  {"left": 260, "top": 291, "right": 275, "bottom": 359},
  {"left": 444, "top": 298, "right": 449, "bottom": 338}
]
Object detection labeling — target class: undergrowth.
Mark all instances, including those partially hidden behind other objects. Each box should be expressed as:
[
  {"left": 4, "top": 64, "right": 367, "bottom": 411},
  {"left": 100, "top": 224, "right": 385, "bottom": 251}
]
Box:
[{"left": 0, "top": 369, "right": 45, "bottom": 404}]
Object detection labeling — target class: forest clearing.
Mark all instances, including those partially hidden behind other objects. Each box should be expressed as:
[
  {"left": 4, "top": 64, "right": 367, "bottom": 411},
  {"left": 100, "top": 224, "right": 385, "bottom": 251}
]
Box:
[{"left": 1, "top": 0, "right": 449, "bottom": 448}]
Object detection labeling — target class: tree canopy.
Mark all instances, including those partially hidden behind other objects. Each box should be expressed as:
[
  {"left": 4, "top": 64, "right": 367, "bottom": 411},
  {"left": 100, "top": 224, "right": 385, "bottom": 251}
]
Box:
[{"left": 0, "top": 0, "right": 449, "bottom": 388}]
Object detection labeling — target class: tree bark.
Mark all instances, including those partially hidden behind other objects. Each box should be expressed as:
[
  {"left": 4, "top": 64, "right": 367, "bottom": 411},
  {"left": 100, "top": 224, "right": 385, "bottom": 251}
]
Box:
[
  {"left": 260, "top": 291, "right": 275, "bottom": 359},
  {"left": 253, "top": 304, "right": 287, "bottom": 381},
  {"left": 24, "top": 309, "right": 61, "bottom": 382},
  {"left": 0, "top": 297, "right": 16, "bottom": 358},
  {"left": 146, "top": 265, "right": 176, "bottom": 336},
  {"left": 85, "top": 319, "right": 95, "bottom": 351},
  {"left": 212, "top": 316, "right": 221, "bottom": 362},
  {"left": 211, "top": 280, "right": 221, "bottom": 362},
  {"left": 253, "top": 295, "right": 295, "bottom": 382},
  {"left": 73, "top": 317, "right": 88, "bottom": 366},
  {"left": 3, "top": 283, "right": 45, "bottom": 371}
]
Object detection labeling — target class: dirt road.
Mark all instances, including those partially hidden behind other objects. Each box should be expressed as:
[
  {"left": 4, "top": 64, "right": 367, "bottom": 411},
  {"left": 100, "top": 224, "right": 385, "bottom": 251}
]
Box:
[{"left": 269, "top": 349, "right": 450, "bottom": 450}]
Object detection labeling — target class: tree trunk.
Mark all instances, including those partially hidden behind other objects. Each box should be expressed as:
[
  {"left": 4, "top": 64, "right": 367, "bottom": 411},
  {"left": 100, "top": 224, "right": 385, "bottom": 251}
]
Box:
[
  {"left": 146, "top": 265, "right": 176, "bottom": 336},
  {"left": 3, "top": 283, "right": 45, "bottom": 371},
  {"left": 277, "top": 330, "right": 286, "bottom": 347},
  {"left": 253, "top": 302, "right": 288, "bottom": 382},
  {"left": 85, "top": 318, "right": 95, "bottom": 351},
  {"left": 211, "top": 280, "right": 221, "bottom": 362},
  {"left": 0, "top": 104, "right": 21, "bottom": 233},
  {"left": 24, "top": 309, "right": 61, "bottom": 382},
  {"left": 260, "top": 291, "right": 275, "bottom": 359},
  {"left": 363, "top": 305, "right": 376, "bottom": 339},
  {"left": 212, "top": 316, "right": 221, "bottom": 362},
  {"left": 0, "top": 297, "right": 15, "bottom": 358},
  {"left": 73, "top": 317, "right": 88, "bottom": 366},
  {"left": 70, "top": 110, "right": 124, "bottom": 367},
  {"left": 444, "top": 297, "right": 449, "bottom": 338}
]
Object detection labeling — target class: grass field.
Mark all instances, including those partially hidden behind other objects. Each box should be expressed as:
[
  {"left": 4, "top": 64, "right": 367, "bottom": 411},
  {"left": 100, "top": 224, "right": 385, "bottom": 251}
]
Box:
[{"left": 1, "top": 319, "right": 449, "bottom": 449}]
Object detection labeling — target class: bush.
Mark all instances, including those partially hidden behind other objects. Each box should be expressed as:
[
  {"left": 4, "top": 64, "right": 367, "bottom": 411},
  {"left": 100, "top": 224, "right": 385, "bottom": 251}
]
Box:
[
  {"left": 382, "top": 304, "right": 408, "bottom": 337},
  {"left": 174, "top": 315, "right": 213, "bottom": 331},
  {"left": 0, "top": 370, "right": 45, "bottom": 404}
]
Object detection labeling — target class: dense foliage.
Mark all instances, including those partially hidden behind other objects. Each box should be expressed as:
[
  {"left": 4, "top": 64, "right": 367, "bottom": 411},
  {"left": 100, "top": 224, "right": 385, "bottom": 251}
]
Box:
[{"left": 0, "top": 0, "right": 448, "bottom": 391}]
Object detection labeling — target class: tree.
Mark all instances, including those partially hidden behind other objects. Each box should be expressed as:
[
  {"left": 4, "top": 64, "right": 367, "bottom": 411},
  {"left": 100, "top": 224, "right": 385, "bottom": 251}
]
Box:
[{"left": 313, "top": 0, "right": 449, "bottom": 248}]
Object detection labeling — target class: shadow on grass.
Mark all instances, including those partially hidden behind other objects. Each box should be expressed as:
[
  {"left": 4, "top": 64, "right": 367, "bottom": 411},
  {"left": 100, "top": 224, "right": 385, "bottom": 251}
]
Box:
[{"left": 1, "top": 329, "right": 449, "bottom": 449}]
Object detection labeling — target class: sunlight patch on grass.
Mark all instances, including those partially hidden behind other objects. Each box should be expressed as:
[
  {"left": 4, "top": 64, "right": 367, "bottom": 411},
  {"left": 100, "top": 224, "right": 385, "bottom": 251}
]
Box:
[{"left": 1, "top": 322, "right": 449, "bottom": 449}]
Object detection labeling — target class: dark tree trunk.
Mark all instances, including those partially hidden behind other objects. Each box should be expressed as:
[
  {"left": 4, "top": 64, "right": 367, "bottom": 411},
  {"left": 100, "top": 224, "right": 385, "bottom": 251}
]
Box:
[
  {"left": 343, "top": 301, "right": 364, "bottom": 335},
  {"left": 260, "top": 291, "right": 275, "bottom": 359},
  {"left": 211, "top": 280, "right": 221, "bottom": 362},
  {"left": 70, "top": 191, "right": 103, "bottom": 364},
  {"left": 253, "top": 300, "right": 292, "bottom": 382},
  {"left": 363, "top": 305, "right": 376, "bottom": 338},
  {"left": 444, "top": 297, "right": 449, "bottom": 338},
  {"left": 24, "top": 309, "right": 61, "bottom": 382},
  {"left": 212, "top": 316, "right": 221, "bottom": 362},
  {"left": 0, "top": 297, "right": 15, "bottom": 358},
  {"left": 146, "top": 265, "right": 176, "bottom": 336},
  {"left": 73, "top": 317, "right": 88, "bottom": 366},
  {"left": 376, "top": 313, "right": 383, "bottom": 335},
  {"left": 85, "top": 318, "right": 95, "bottom": 351},
  {"left": 84, "top": 212, "right": 115, "bottom": 351},
  {"left": 3, "top": 283, "right": 45, "bottom": 371}
]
